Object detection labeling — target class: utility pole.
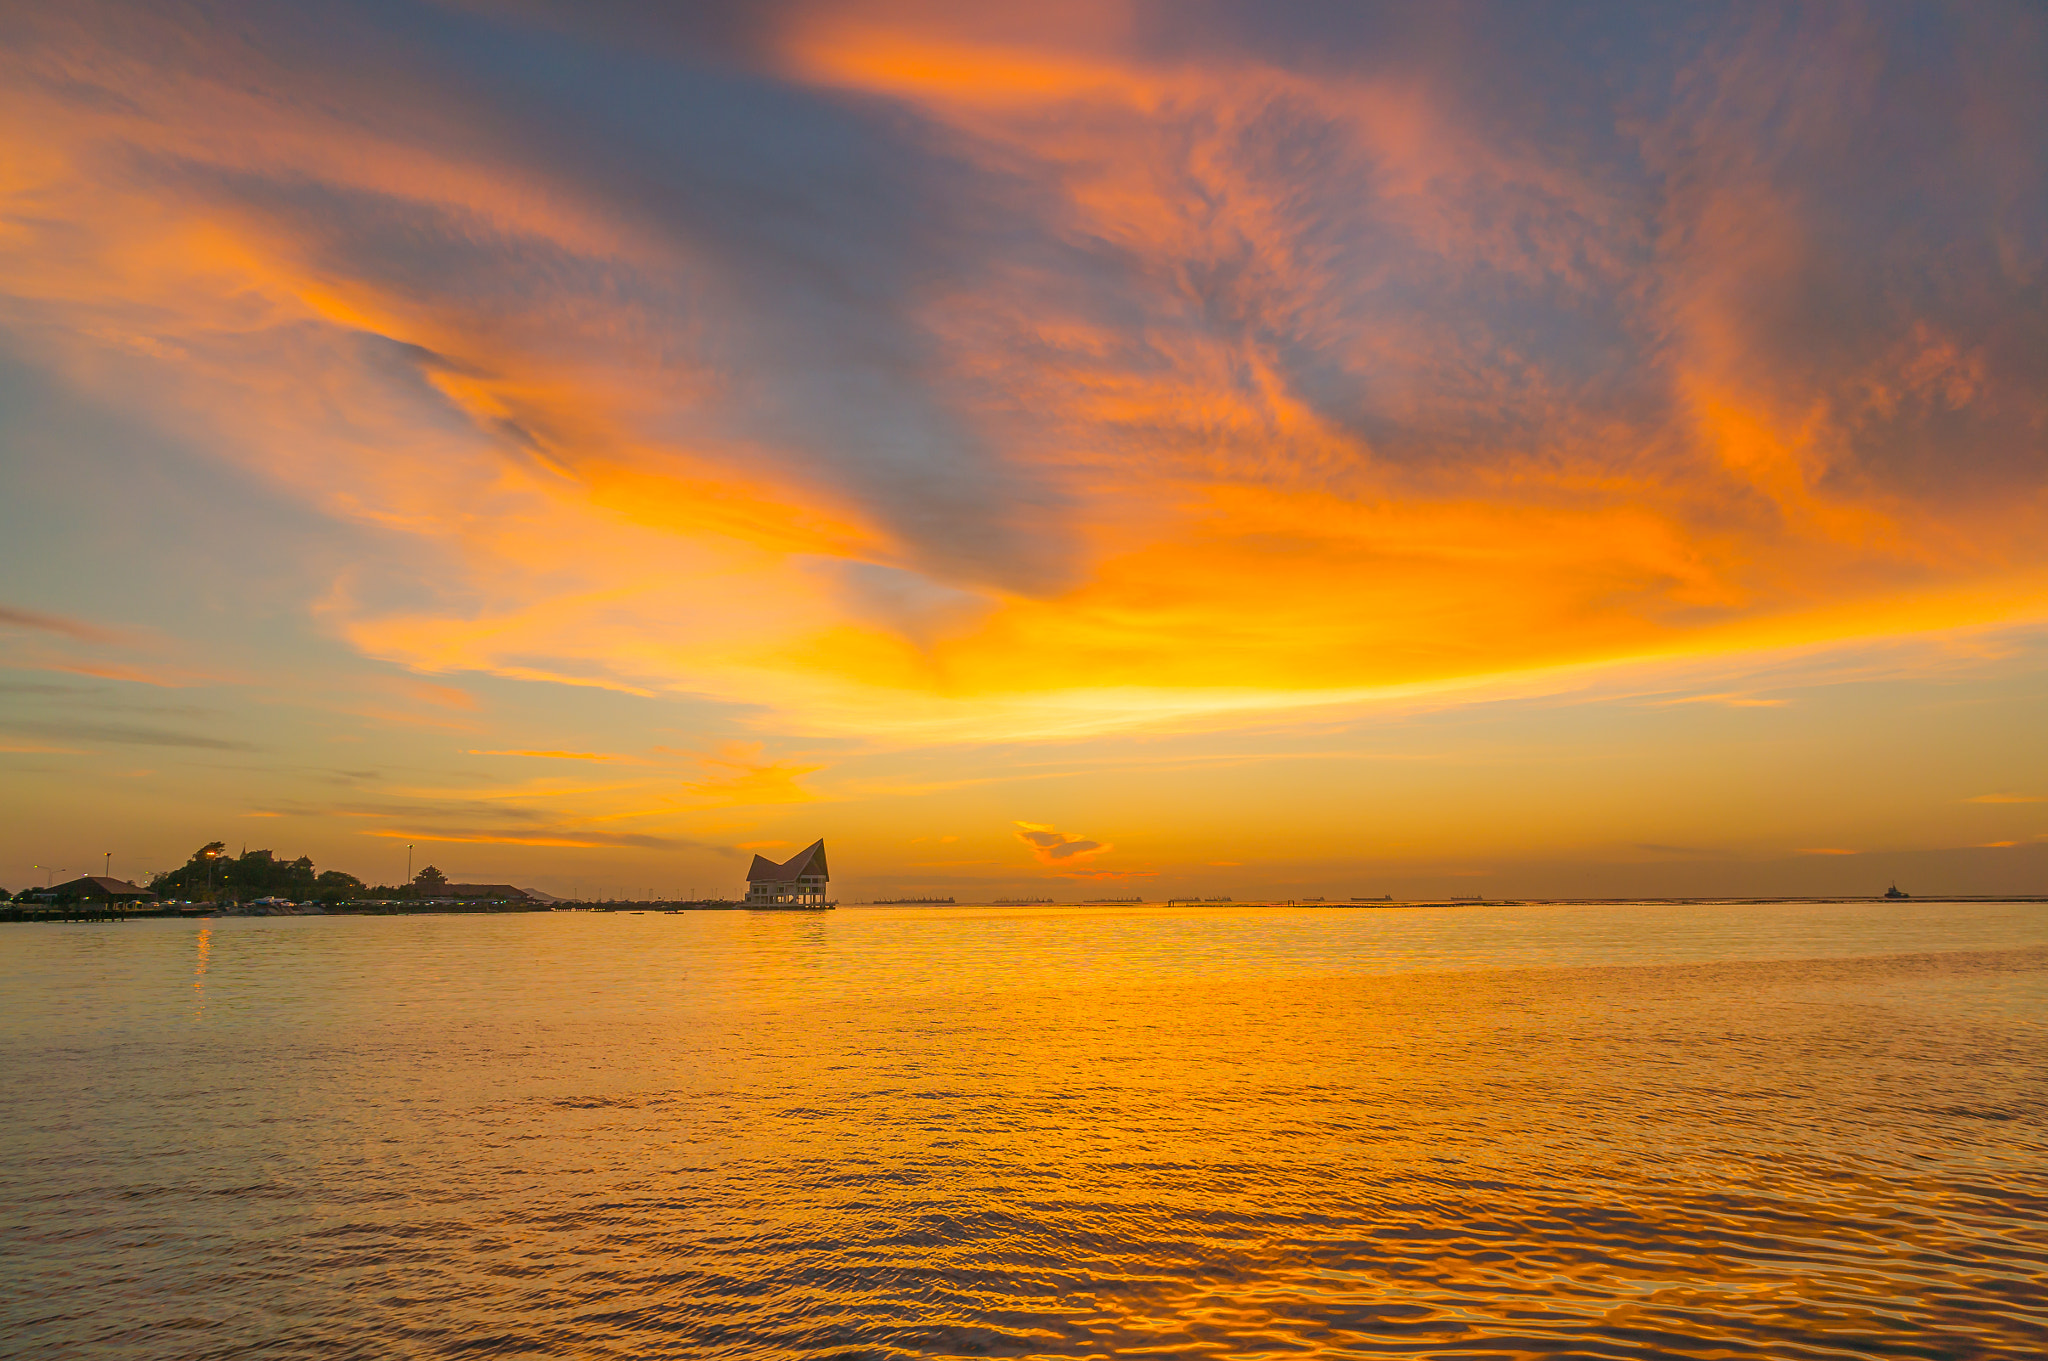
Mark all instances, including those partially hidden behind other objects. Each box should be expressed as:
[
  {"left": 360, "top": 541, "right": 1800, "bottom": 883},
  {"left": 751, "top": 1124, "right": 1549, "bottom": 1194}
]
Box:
[
  {"left": 104, "top": 851, "right": 112, "bottom": 878},
  {"left": 407, "top": 844, "right": 413, "bottom": 888}
]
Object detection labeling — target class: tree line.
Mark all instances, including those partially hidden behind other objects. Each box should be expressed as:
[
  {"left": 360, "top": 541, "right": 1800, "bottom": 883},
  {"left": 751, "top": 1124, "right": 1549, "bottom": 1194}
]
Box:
[{"left": 148, "top": 842, "right": 452, "bottom": 902}]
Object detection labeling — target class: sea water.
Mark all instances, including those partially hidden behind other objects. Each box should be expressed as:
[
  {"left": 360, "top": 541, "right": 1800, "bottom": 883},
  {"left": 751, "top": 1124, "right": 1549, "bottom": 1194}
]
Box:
[{"left": 2, "top": 899, "right": 2044, "bottom": 1358}]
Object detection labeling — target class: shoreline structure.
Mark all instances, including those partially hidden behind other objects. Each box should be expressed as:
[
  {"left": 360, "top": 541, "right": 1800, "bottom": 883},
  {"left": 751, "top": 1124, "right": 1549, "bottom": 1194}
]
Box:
[{"left": 6, "top": 893, "right": 2045, "bottom": 924}]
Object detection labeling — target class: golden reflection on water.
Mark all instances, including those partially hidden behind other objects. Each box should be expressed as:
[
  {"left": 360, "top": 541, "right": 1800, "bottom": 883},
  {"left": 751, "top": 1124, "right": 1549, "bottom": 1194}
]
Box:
[
  {"left": 191, "top": 924, "right": 209, "bottom": 1022},
  {"left": 0, "top": 901, "right": 2044, "bottom": 1358}
]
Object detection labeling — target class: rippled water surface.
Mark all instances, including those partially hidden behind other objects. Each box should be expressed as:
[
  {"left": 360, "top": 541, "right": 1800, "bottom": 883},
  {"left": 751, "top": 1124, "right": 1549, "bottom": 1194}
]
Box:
[{"left": 4, "top": 899, "right": 2046, "bottom": 1359}]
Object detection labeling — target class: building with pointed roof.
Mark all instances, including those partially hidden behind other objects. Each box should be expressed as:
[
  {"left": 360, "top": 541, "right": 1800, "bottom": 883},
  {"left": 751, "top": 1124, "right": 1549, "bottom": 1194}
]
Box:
[
  {"left": 442, "top": 883, "right": 563, "bottom": 903},
  {"left": 35, "top": 875, "right": 158, "bottom": 903},
  {"left": 744, "top": 839, "right": 830, "bottom": 906}
]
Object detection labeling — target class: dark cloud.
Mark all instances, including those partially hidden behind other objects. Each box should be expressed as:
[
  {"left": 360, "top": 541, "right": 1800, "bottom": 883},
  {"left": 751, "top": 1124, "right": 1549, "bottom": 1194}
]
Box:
[
  {"left": 111, "top": 2, "right": 1083, "bottom": 595},
  {"left": 1016, "top": 823, "right": 1111, "bottom": 866}
]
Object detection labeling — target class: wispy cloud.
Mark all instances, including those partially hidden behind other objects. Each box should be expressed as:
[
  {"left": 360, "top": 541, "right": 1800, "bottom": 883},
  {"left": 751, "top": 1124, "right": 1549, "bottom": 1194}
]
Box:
[
  {"left": 1633, "top": 843, "right": 1732, "bottom": 858},
  {"left": 1014, "top": 821, "right": 1112, "bottom": 870},
  {"left": 35, "top": 660, "right": 238, "bottom": 687},
  {"left": 1647, "top": 692, "right": 1790, "bottom": 709},
  {"left": 362, "top": 828, "right": 687, "bottom": 850},
  {"left": 1797, "top": 847, "right": 1860, "bottom": 856},
  {"left": 0, "top": 720, "right": 253, "bottom": 751},
  {"left": 0, "top": 604, "right": 129, "bottom": 645},
  {"left": 1966, "top": 793, "right": 2044, "bottom": 803},
  {"left": 3, "top": 4, "right": 2042, "bottom": 744}
]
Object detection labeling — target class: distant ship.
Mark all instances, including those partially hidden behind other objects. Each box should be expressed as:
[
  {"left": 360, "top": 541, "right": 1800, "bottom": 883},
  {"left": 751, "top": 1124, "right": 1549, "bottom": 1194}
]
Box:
[{"left": 1885, "top": 884, "right": 1910, "bottom": 899}]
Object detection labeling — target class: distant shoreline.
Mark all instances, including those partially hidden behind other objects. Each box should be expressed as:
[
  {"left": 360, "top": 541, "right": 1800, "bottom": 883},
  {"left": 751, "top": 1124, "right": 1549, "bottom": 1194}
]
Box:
[{"left": 7, "top": 893, "right": 2045, "bottom": 923}]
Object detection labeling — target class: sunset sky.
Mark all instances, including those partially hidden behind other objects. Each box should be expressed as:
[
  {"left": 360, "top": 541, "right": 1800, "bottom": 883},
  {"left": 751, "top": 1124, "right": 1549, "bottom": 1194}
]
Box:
[{"left": 3, "top": 1, "right": 2045, "bottom": 900}]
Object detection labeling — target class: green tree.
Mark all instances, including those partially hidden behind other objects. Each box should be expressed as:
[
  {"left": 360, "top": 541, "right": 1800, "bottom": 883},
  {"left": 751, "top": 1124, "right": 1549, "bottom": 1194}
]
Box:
[
  {"left": 149, "top": 843, "right": 356, "bottom": 903},
  {"left": 224, "top": 849, "right": 278, "bottom": 899},
  {"left": 314, "top": 869, "right": 365, "bottom": 903},
  {"left": 151, "top": 842, "right": 230, "bottom": 899}
]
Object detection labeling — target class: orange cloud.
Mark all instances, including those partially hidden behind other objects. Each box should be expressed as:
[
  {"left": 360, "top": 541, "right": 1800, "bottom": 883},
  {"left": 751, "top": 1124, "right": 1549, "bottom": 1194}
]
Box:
[
  {"left": 1966, "top": 793, "right": 2043, "bottom": 804},
  {"left": 2, "top": 4, "right": 2043, "bottom": 751},
  {"left": 384, "top": 678, "right": 479, "bottom": 711},
  {"left": 1797, "top": 848, "right": 1860, "bottom": 856},
  {"left": 1649, "top": 692, "right": 1789, "bottom": 709}
]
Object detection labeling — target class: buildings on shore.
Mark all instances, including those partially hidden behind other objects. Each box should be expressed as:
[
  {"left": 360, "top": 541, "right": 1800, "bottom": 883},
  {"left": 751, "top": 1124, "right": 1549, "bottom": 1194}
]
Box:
[
  {"left": 27, "top": 875, "right": 157, "bottom": 904},
  {"left": 744, "top": 839, "right": 830, "bottom": 906},
  {"left": 439, "top": 882, "right": 562, "bottom": 903},
  {"left": 9, "top": 846, "right": 838, "bottom": 913},
  {"left": 4, "top": 876, "right": 555, "bottom": 909}
]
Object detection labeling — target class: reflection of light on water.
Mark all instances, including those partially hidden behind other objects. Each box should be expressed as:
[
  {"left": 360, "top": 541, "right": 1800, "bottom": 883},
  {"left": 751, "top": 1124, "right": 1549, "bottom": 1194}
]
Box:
[
  {"left": 192, "top": 925, "right": 210, "bottom": 1022},
  {"left": 5, "top": 902, "right": 2044, "bottom": 1356}
]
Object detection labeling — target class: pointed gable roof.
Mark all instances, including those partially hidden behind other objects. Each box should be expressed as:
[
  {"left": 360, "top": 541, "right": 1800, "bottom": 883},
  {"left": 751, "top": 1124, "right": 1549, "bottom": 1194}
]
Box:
[
  {"left": 41, "top": 875, "right": 157, "bottom": 899},
  {"left": 745, "top": 839, "right": 828, "bottom": 883}
]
